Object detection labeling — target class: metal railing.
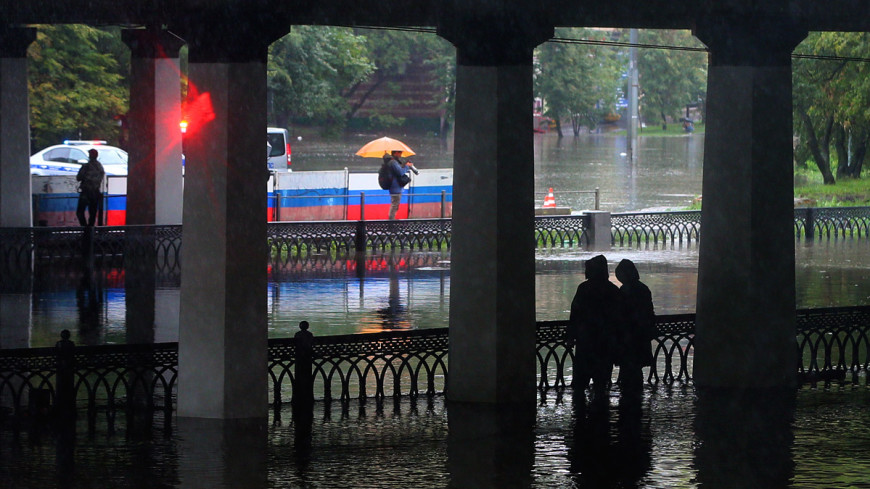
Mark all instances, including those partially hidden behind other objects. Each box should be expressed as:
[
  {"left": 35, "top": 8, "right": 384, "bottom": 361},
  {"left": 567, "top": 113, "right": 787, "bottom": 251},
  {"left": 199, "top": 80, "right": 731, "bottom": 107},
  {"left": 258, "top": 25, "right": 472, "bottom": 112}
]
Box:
[
  {"left": 4, "top": 207, "right": 870, "bottom": 277},
  {"left": 2, "top": 306, "right": 867, "bottom": 428}
]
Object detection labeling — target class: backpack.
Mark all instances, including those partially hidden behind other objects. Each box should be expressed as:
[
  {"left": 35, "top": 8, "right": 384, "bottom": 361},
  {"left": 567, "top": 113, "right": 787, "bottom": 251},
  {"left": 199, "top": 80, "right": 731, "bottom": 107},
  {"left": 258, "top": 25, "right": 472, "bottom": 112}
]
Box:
[
  {"left": 378, "top": 161, "right": 392, "bottom": 190},
  {"left": 79, "top": 163, "right": 104, "bottom": 193}
]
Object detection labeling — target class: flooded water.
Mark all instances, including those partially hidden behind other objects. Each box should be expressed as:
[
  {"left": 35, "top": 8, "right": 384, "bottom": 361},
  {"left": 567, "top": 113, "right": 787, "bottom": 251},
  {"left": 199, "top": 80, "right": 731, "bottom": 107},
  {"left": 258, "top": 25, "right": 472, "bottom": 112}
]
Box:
[
  {"left": 2, "top": 386, "right": 869, "bottom": 488},
  {"left": 5, "top": 131, "right": 869, "bottom": 347},
  {"left": 3, "top": 133, "right": 870, "bottom": 488},
  {"left": 8, "top": 238, "right": 867, "bottom": 348},
  {"left": 292, "top": 130, "right": 704, "bottom": 212}
]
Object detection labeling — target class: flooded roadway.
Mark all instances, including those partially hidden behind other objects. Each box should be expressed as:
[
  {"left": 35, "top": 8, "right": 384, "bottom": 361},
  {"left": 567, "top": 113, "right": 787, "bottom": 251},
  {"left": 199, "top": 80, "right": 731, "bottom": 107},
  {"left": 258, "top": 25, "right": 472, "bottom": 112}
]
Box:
[{"left": 13, "top": 237, "right": 869, "bottom": 348}]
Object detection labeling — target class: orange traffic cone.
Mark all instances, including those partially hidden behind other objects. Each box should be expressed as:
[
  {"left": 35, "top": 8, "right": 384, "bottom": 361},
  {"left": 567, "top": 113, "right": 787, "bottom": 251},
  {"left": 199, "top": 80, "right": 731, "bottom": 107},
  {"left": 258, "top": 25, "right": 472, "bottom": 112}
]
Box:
[{"left": 543, "top": 188, "right": 556, "bottom": 208}]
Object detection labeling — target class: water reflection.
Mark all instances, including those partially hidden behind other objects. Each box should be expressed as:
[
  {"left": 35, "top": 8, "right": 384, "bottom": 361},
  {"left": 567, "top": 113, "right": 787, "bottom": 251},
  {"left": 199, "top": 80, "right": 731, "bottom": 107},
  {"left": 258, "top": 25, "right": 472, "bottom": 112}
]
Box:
[
  {"left": 3, "top": 388, "right": 870, "bottom": 487},
  {"left": 567, "top": 394, "right": 653, "bottom": 488},
  {"left": 75, "top": 272, "right": 102, "bottom": 346},
  {"left": 8, "top": 238, "right": 870, "bottom": 347}
]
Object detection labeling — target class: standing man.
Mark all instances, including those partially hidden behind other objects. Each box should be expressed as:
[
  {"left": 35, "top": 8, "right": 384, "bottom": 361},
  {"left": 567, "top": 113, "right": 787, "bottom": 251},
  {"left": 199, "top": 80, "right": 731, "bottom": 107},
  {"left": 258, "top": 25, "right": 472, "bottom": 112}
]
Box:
[
  {"left": 388, "top": 149, "right": 413, "bottom": 220},
  {"left": 75, "top": 149, "right": 105, "bottom": 226}
]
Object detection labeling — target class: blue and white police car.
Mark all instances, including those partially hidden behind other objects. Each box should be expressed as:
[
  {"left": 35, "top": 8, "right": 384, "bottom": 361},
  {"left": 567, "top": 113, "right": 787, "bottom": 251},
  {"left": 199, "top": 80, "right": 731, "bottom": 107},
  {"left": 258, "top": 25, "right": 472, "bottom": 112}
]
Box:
[{"left": 30, "top": 140, "right": 128, "bottom": 176}]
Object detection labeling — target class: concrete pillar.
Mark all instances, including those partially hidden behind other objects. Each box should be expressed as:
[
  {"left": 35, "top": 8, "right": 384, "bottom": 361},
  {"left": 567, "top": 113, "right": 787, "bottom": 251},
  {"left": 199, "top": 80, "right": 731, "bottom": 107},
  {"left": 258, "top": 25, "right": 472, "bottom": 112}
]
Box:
[
  {"left": 122, "top": 28, "right": 185, "bottom": 226},
  {"left": 693, "top": 18, "right": 806, "bottom": 388},
  {"left": 177, "top": 418, "right": 267, "bottom": 488},
  {"left": 0, "top": 27, "right": 35, "bottom": 228},
  {"left": 438, "top": 10, "right": 553, "bottom": 405},
  {"left": 173, "top": 19, "right": 287, "bottom": 419}
]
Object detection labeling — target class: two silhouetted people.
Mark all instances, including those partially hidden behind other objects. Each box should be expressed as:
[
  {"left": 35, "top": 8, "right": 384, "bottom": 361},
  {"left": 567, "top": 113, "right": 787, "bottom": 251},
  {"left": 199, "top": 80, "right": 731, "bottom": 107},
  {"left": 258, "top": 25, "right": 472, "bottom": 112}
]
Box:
[
  {"left": 568, "top": 255, "right": 622, "bottom": 403},
  {"left": 568, "top": 255, "right": 656, "bottom": 402}
]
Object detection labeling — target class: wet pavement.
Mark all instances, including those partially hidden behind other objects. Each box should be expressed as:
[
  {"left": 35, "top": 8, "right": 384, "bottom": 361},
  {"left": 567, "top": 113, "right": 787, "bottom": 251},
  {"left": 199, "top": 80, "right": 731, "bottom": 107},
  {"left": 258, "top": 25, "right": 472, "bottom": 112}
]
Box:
[{"left": 2, "top": 385, "right": 869, "bottom": 488}]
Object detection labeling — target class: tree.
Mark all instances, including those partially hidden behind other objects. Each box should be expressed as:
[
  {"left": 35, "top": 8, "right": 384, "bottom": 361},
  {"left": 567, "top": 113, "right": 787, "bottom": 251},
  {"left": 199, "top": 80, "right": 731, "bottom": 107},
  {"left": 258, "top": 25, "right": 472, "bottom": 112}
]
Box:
[
  {"left": 268, "top": 26, "right": 374, "bottom": 131},
  {"left": 347, "top": 28, "right": 455, "bottom": 132},
  {"left": 793, "top": 32, "right": 870, "bottom": 184},
  {"left": 535, "top": 28, "right": 623, "bottom": 136},
  {"left": 28, "top": 25, "right": 128, "bottom": 150},
  {"left": 634, "top": 30, "right": 707, "bottom": 130}
]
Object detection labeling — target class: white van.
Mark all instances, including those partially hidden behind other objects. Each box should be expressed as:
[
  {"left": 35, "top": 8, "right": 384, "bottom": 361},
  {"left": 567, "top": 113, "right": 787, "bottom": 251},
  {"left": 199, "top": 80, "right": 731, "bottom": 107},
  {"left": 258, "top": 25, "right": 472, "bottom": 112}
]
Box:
[{"left": 267, "top": 127, "right": 292, "bottom": 171}]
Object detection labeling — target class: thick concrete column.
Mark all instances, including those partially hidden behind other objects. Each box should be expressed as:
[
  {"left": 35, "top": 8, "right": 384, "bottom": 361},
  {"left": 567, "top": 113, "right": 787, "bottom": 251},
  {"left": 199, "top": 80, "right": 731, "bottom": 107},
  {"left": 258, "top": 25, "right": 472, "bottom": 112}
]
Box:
[
  {"left": 122, "top": 28, "right": 185, "bottom": 225},
  {"left": 172, "top": 19, "right": 287, "bottom": 419},
  {"left": 693, "top": 18, "right": 806, "bottom": 388},
  {"left": 0, "top": 27, "right": 35, "bottom": 228},
  {"left": 438, "top": 10, "right": 553, "bottom": 405}
]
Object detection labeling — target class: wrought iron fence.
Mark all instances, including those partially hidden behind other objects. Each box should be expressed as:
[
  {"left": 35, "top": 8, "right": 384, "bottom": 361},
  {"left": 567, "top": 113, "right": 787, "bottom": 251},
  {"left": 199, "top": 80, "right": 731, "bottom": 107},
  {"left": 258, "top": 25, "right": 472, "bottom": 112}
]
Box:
[
  {"left": 3, "top": 207, "right": 870, "bottom": 274},
  {"left": 535, "top": 215, "right": 589, "bottom": 247},
  {"left": 3, "top": 306, "right": 866, "bottom": 426},
  {"left": 611, "top": 211, "right": 702, "bottom": 247},
  {"left": 794, "top": 206, "right": 870, "bottom": 240}
]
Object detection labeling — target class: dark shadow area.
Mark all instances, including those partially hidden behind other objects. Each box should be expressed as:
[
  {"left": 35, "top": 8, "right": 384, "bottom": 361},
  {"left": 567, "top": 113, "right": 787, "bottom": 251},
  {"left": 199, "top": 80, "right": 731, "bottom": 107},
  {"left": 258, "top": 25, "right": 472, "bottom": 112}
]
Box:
[{"left": 694, "top": 387, "right": 796, "bottom": 488}]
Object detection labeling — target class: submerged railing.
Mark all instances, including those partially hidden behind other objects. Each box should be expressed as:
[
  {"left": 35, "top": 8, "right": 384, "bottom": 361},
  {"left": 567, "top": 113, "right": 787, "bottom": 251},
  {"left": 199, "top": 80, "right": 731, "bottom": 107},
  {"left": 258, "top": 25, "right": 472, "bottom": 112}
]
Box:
[{"left": 2, "top": 306, "right": 867, "bottom": 428}]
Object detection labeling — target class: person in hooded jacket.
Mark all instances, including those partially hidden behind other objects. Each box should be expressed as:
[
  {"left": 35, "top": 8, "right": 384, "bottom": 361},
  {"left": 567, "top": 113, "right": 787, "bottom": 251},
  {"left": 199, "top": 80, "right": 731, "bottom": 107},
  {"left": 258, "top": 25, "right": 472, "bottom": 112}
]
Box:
[
  {"left": 568, "top": 254, "right": 625, "bottom": 404},
  {"left": 614, "top": 259, "right": 656, "bottom": 395}
]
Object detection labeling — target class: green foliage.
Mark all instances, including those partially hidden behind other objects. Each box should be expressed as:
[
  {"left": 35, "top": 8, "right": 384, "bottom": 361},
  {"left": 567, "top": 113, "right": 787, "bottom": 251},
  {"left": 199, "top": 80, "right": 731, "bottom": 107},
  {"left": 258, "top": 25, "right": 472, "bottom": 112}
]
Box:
[
  {"left": 268, "top": 26, "right": 374, "bottom": 130},
  {"left": 535, "top": 28, "right": 623, "bottom": 135},
  {"left": 634, "top": 30, "right": 707, "bottom": 129},
  {"left": 793, "top": 32, "right": 870, "bottom": 184},
  {"left": 267, "top": 27, "right": 454, "bottom": 133},
  {"left": 348, "top": 28, "right": 455, "bottom": 129},
  {"left": 794, "top": 167, "right": 870, "bottom": 206},
  {"left": 28, "top": 25, "right": 128, "bottom": 150}
]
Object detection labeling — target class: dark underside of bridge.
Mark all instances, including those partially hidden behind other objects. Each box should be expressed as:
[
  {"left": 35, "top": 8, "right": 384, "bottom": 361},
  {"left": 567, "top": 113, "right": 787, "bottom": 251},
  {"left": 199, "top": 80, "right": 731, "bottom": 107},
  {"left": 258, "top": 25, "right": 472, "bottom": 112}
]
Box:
[{"left": 2, "top": 1, "right": 870, "bottom": 34}]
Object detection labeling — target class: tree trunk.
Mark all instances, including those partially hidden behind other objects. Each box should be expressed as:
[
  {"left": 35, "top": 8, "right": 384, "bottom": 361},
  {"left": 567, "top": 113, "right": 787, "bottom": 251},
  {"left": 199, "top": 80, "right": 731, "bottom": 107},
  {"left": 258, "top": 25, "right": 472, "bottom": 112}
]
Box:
[
  {"left": 554, "top": 116, "right": 563, "bottom": 138},
  {"left": 850, "top": 132, "right": 867, "bottom": 178},
  {"left": 800, "top": 110, "right": 836, "bottom": 184},
  {"left": 835, "top": 124, "right": 849, "bottom": 179},
  {"left": 571, "top": 114, "right": 581, "bottom": 136}
]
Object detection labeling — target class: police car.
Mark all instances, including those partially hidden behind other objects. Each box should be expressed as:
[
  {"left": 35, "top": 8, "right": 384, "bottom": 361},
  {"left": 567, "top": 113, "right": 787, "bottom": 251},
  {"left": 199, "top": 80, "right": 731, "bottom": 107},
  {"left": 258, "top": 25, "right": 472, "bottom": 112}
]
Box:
[{"left": 30, "top": 140, "right": 128, "bottom": 176}]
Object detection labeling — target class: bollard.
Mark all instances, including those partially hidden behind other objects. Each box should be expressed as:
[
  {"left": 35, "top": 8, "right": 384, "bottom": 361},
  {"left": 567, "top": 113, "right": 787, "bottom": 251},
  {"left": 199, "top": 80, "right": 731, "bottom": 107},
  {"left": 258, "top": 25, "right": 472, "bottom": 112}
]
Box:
[
  {"left": 293, "top": 321, "right": 315, "bottom": 409},
  {"left": 54, "top": 330, "right": 76, "bottom": 422},
  {"left": 594, "top": 187, "right": 600, "bottom": 211},
  {"left": 584, "top": 211, "right": 612, "bottom": 250}
]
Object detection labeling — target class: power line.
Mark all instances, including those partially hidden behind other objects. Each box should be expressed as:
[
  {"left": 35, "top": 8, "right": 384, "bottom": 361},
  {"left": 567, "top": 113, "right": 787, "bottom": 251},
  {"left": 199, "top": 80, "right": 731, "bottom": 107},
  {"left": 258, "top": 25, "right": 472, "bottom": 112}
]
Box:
[{"left": 550, "top": 36, "right": 708, "bottom": 53}]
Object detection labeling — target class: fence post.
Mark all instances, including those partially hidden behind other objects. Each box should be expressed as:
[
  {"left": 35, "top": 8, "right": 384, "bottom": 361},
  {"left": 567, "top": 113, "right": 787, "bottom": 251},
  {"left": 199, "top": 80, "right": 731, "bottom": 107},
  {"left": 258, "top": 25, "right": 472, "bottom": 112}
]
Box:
[
  {"left": 441, "top": 190, "right": 446, "bottom": 219},
  {"left": 82, "top": 226, "right": 95, "bottom": 270},
  {"left": 805, "top": 207, "right": 815, "bottom": 241},
  {"left": 355, "top": 192, "right": 367, "bottom": 252},
  {"left": 594, "top": 187, "right": 600, "bottom": 211},
  {"left": 55, "top": 329, "right": 76, "bottom": 422}
]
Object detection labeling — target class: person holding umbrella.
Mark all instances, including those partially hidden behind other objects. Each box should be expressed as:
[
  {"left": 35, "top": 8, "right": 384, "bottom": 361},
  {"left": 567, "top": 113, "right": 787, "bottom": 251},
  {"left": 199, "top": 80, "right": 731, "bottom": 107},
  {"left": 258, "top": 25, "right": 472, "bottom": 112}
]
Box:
[
  {"left": 386, "top": 149, "right": 415, "bottom": 220},
  {"left": 356, "top": 137, "right": 418, "bottom": 220}
]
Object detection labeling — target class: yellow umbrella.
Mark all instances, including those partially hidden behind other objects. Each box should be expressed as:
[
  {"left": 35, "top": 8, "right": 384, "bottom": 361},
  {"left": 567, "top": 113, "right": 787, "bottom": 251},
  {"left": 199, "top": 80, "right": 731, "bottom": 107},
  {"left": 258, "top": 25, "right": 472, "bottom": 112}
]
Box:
[{"left": 355, "top": 137, "right": 416, "bottom": 158}]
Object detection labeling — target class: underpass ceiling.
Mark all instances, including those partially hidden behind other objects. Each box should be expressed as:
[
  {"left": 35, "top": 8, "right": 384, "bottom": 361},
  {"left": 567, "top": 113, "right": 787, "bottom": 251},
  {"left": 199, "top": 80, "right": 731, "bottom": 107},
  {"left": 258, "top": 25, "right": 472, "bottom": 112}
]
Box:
[{"left": 1, "top": 0, "right": 869, "bottom": 32}]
